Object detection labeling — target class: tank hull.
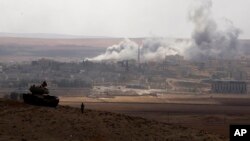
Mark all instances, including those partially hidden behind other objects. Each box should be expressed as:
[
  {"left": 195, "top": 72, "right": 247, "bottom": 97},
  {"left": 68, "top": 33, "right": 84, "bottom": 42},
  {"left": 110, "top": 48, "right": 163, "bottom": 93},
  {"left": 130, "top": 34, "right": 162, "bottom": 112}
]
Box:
[{"left": 23, "top": 94, "right": 59, "bottom": 107}]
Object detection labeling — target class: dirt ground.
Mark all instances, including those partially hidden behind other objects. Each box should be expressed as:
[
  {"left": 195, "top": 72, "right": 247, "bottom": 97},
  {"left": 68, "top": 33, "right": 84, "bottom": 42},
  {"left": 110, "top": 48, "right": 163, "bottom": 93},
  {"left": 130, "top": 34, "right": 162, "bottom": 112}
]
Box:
[
  {"left": 60, "top": 94, "right": 250, "bottom": 138},
  {"left": 0, "top": 98, "right": 226, "bottom": 141}
]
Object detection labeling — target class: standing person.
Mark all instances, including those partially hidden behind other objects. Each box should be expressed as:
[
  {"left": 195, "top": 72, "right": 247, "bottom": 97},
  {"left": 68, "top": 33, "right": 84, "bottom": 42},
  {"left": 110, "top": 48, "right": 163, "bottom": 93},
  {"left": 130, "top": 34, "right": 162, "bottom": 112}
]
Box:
[
  {"left": 41, "top": 81, "right": 47, "bottom": 88},
  {"left": 81, "top": 102, "right": 85, "bottom": 114}
]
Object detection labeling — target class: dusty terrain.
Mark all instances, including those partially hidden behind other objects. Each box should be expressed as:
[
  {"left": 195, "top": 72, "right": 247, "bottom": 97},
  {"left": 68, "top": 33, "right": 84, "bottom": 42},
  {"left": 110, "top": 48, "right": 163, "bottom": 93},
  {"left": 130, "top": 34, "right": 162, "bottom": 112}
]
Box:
[
  {"left": 0, "top": 98, "right": 226, "bottom": 141},
  {"left": 60, "top": 94, "right": 250, "bottom": 138}
]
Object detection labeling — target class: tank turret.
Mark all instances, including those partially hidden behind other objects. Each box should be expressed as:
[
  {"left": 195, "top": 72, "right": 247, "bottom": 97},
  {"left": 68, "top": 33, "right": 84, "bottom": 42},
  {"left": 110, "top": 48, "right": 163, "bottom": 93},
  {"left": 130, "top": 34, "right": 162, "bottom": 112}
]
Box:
[{"left": 29, "top": 85, "right": 49, "bottom": 95}]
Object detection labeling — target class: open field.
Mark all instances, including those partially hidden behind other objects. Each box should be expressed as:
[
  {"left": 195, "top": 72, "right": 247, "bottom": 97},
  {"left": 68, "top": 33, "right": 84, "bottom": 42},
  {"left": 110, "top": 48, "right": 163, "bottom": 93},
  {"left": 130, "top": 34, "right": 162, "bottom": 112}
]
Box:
[{"left": 60, "top": 94, "right": 250, "bottom": 138}]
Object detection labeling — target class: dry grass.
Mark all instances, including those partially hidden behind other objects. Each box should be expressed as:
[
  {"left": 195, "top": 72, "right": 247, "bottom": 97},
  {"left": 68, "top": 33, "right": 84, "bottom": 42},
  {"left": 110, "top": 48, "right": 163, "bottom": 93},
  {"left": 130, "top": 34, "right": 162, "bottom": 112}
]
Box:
[
  {"left": 59, "top": 94, "right": 250, "bottom": 138},
  {"left": 0, "top": 99, "right": 226, "bottom": 141}
]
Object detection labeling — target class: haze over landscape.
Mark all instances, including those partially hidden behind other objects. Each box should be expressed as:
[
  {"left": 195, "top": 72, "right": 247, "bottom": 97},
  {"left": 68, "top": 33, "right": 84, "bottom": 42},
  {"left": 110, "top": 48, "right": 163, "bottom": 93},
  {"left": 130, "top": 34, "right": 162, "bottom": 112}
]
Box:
[
  {"left": 1, "top": 0, "right": 250, "bottom": 38},
  {"left": 0, "top": 0, "right": 250, "bottom": 63},
  {"left": 1, "top": 0, "right": 250, "bottom": 141}
]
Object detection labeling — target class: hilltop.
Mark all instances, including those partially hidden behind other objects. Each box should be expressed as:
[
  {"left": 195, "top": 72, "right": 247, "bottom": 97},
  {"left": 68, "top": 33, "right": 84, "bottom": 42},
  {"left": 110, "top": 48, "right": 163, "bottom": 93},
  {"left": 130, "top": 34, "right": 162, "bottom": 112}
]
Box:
[{"left": 0, "top": 98, "right": 226, "bottom": 141}]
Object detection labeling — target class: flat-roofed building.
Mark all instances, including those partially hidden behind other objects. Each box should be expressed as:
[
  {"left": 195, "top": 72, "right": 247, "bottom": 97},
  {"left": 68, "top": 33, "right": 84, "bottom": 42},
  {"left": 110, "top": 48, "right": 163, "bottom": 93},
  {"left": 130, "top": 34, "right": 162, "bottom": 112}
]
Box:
[{"left": 211, "top": 80, "right": 247, "bottom": 94}]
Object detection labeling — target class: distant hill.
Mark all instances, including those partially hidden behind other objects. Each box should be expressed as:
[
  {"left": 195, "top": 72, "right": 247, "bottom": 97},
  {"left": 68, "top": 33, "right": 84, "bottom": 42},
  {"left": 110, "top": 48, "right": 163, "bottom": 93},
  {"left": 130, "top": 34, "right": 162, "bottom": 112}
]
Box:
[
  {"left": 0, "top": 35, "right": 249, "bottom": 63},
  {"left": 0, "top": 37, "right": 124, "bottom": 48},
  {"left": 0, "top": 32, "right": 115, "bottom": 39},
  {"left": 0, "top": 36, "right": 143, "bottom": 62}
]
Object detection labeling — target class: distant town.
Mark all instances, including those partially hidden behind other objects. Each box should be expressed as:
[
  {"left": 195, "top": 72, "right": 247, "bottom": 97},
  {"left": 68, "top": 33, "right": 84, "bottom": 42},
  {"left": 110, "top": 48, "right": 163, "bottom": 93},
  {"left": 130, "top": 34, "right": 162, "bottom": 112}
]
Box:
[{"left": 0, "top": 55, "right": 249, "bottom": 98}]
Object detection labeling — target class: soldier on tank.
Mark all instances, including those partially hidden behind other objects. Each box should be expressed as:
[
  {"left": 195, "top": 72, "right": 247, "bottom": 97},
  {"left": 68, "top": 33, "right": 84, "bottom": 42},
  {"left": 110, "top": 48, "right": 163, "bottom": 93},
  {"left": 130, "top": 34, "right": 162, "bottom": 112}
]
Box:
[{"left": 41, "top": 81, "right": 47, "bottom": 88}]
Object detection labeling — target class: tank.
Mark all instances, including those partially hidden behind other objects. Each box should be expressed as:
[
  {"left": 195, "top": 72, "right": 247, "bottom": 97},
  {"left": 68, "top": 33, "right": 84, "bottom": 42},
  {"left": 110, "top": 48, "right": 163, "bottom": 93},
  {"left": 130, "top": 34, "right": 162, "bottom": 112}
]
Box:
[{"left": 23, "top": 81, "right": 59, "bottom": 107}]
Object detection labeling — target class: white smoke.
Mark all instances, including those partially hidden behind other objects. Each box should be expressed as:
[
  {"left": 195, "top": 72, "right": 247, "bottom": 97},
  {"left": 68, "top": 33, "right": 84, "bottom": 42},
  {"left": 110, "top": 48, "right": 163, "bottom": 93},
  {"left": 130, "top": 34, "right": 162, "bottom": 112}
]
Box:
[
  {"left": 141, "top": 38, "right": 188, "bottom": 61},
  {"left": 89, "top": 38, "right": 188, "bottom": 62},
  {"left": 89, "top": 0, "right": 241, "bottom": 62},
  {"left": 89, "top": 39, "right": 139, "bottom": 61}
]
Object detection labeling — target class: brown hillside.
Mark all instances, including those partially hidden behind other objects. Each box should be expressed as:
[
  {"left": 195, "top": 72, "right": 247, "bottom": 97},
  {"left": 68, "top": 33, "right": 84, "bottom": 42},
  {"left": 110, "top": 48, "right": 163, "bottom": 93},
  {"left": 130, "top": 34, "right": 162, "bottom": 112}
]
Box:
[{"left": 0, "top": 99, "right": 226, "bottom": 141}]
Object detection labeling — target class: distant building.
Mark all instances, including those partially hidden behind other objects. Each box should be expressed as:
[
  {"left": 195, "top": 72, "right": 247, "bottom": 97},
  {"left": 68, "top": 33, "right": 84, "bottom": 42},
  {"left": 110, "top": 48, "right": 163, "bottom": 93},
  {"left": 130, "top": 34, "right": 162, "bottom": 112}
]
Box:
[
  {"left": 126, "top": 84, "right": 147, "bottom": 89},
  {"left": 211, "top": 80, "right": 247, "bottom": 94}
]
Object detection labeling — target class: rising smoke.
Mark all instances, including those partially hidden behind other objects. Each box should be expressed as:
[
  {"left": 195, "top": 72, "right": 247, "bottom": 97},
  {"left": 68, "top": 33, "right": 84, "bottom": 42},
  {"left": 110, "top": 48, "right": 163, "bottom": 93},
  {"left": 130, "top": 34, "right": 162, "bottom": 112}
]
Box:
[
  {"left": 89, "top": 39, "right": 139, "bottom": 61},
  {"left": 185, "top": 0, "right": 241, "bottom": 60},
  {"left": 89, "top": 38, "right": 188, "bottom": 62},
  {"left": 89, "top": 0, "right": 241, "bottom": 62}
]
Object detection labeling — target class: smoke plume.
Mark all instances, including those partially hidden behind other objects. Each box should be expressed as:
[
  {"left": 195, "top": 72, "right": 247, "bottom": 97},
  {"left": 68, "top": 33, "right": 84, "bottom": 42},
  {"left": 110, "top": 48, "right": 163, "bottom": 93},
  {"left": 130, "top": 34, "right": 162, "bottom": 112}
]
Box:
[
  {"left": 185, "top": 0, "right": 241, "bottom": 60},
  {"left": 89, "top": 0, "right": 241, "bottom": 62},
  {"left": 89, "top": 39, "right": 139, "bottom": 61},
  {"left": 89, "top": 38, "right": 187, "bottom": 62}
]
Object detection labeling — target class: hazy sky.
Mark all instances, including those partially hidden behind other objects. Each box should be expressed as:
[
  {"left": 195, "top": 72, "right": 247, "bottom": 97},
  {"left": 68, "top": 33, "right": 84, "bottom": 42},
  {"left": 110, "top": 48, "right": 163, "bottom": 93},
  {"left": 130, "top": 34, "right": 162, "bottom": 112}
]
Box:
[{"left": 0, "top": 0, "right": 250, "bottom": 38}]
